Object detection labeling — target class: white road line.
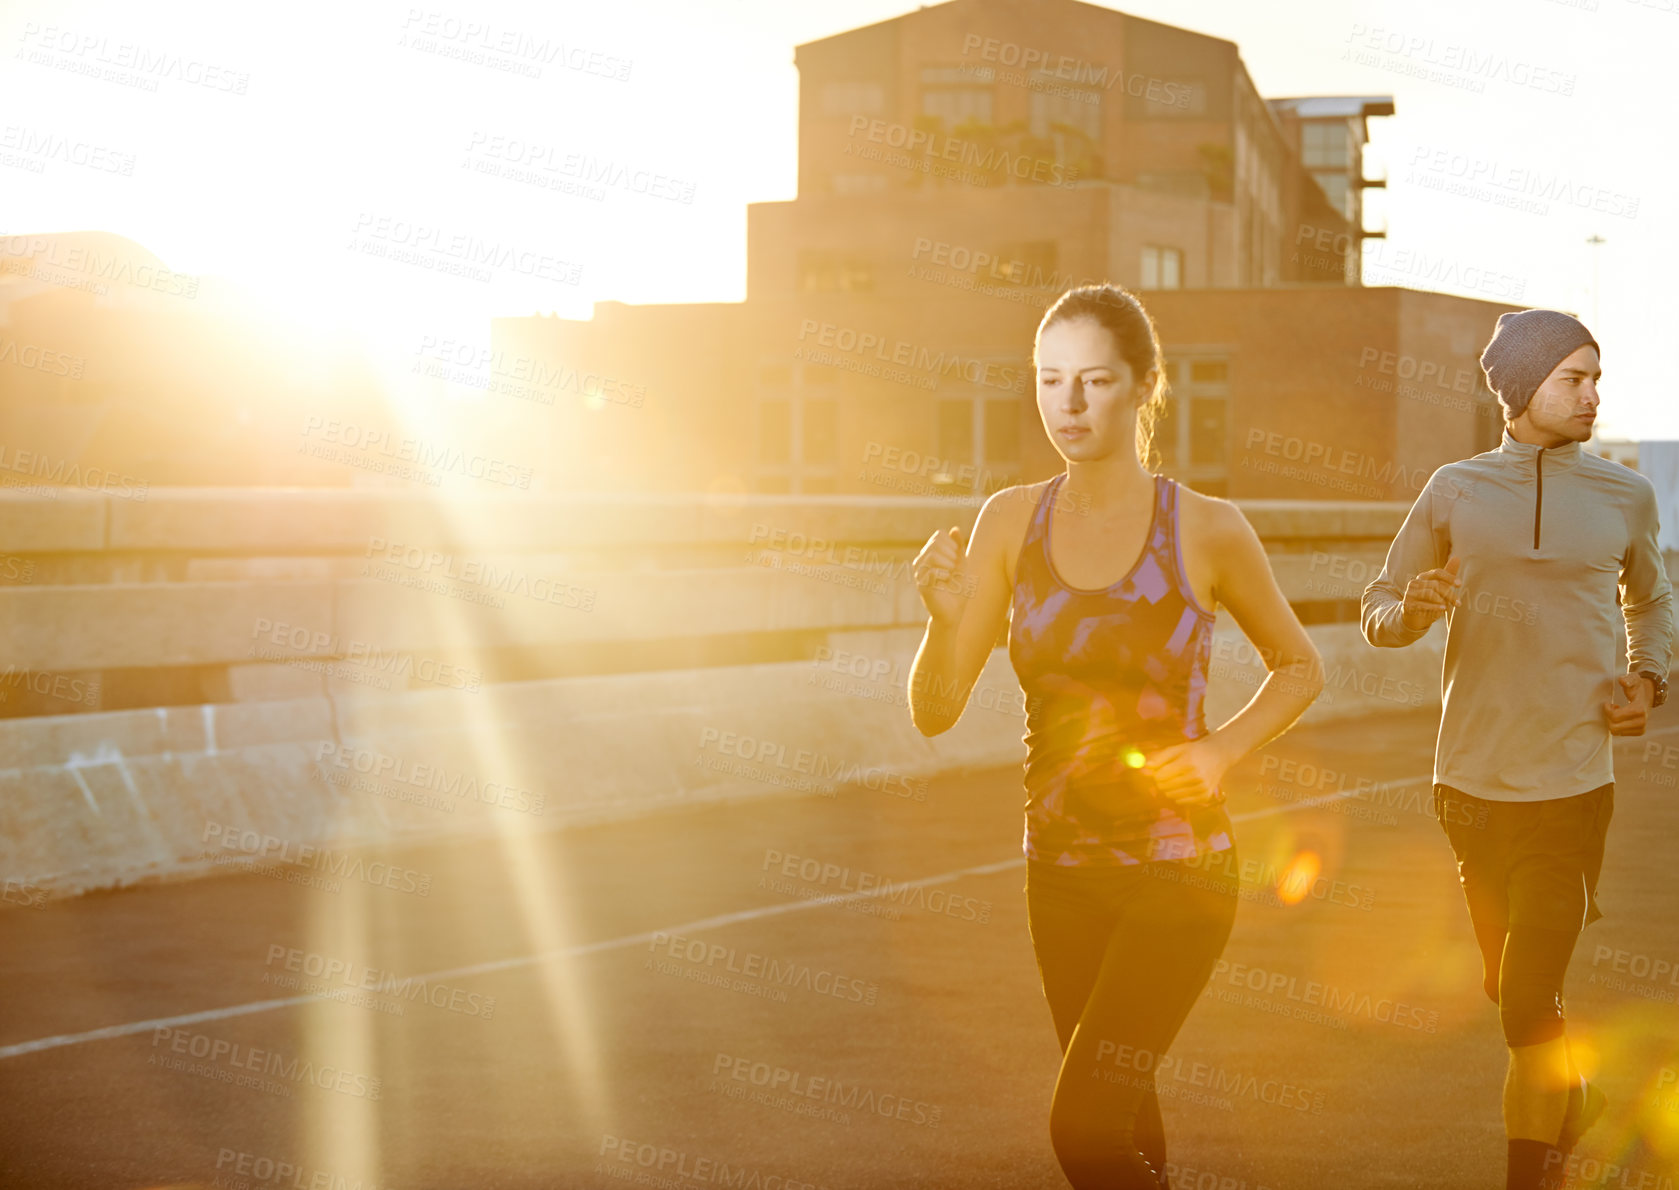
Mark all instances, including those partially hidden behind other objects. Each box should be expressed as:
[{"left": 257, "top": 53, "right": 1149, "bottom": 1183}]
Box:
[
  {"left": 7, "top": 733, "right": 1672, "bottom": 1063},
  {"left": 0, "top": 856, "right": 1026, "bottom": 1062},
  {"left": 1228, "top": 774, "right": 1433, "bottom": 821}
]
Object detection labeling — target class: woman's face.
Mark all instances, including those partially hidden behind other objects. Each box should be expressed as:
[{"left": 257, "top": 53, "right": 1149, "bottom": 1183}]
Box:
[{"left": 1035, "top": 317, "right": 1151, "bottom": 462}]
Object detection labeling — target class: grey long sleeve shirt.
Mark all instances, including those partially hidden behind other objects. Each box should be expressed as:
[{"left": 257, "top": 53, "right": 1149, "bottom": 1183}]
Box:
[{"left": 1361, "top": 425, "right": 1675, "bottom": 802}]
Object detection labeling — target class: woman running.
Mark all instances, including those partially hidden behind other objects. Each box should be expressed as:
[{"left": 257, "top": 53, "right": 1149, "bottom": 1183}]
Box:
[{"left": 908, "top": 283, "right": 1325, "bottom": 1188}]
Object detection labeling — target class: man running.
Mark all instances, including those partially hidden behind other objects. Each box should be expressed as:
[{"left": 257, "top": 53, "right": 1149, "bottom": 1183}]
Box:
[{"left": 1361, "top": 308, "right": 1673, "bottom": 1190}]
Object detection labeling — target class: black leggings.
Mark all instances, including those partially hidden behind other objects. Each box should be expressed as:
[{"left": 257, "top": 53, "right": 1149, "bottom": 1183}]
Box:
[{"left": 1024, "top": 851, "right": 1240, "bottom": 1189}]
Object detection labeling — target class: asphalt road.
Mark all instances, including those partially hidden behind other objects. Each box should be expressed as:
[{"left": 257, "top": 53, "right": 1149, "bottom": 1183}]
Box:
[{"left": 4, "top": 706, "right": 1679, "bottom": 1190}]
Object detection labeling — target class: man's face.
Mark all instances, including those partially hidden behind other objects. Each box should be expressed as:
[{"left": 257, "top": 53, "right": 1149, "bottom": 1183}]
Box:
[{"left": 1515, "top": 344, "right": 1600, "bottom": 444}]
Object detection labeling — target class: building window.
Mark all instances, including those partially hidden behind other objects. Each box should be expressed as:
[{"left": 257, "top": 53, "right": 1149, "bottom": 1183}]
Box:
[
  {"left": 803, "top": 399, "right": 836, "bottom": 465},
  {"left": 928, "top": 390, "right": 1023, "bottom": 491},
  {"left": 1140, "top": 245, "right": 1183, "bottom": 290},
  {"left": 984, "top": 400, "right": 1018, "bottom": 465},
  {"left": 920, "top": 67, "right": 992, "bottom": 127},
  {"left": 1158, "top": 352, "right": 1229, "bottom": 490},
  {"left": 922, "top": 87, "right": 992, "bottom": 127},
  {"left": 1189, "top": 398, "right": 1226, "bottom": 465},
  {"left": 1029, "top": 83, "right": 1100, "bottom": 177},
  {"left": 757, "top": 365, "right": 839, "bottom": 491},
  {"left": 1301, "top": 121, "right": 1352, "bottom": 168},
  {"left": 1028, "top": 85, "right": 1101, "bottom": 139},
  {"left": 1313, "top": 172, "right": 1352, "bottom": 221},
  {"left": 821, "top": 81, "right": 884, "bottom": 117},
  {"left": 797, "top": 250, "right": 874, "bottom": 292},
  {"left": 938, "top": 399, "right": 974, "bottom": 468},
  {"left": 793, "top": 365, "right": 839, "bottom": 489},
  {"left": 759, "top": 399, "right": 791, "bottom": 465}
]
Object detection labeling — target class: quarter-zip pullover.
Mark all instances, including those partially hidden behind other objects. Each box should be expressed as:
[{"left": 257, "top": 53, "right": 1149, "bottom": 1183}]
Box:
[{"left": 1361, "top": 426, "right": 1674, "bottom": 802}]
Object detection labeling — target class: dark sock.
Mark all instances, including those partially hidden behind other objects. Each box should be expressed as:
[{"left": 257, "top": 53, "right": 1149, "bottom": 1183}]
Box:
[{"left": 1507, "top": 1138, "right": 1567, "bottom": 1190}]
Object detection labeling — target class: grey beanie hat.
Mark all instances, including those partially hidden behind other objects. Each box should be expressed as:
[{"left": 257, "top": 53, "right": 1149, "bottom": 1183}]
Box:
[{"left": 1479, "top": 309, "right": 1600, "bottom": 419}]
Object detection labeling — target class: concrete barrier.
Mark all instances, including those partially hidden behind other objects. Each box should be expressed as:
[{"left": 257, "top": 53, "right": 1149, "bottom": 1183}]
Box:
[
  {"left": 0, "top": 486, "right": 1465, "bottom": 904},
  {"left": 0, "top": 615, "right": 1444, "bottom": 902}
]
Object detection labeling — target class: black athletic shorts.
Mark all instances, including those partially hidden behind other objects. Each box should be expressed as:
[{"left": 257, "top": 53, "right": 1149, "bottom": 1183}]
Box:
[{"left": 1432, "top": 782, "right": 1614, "bottom": 936}]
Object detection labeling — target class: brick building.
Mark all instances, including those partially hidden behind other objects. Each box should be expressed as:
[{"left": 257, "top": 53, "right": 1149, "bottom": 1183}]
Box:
[{"left": 497, "top": 0, "right": 1515, "bottom": 500}]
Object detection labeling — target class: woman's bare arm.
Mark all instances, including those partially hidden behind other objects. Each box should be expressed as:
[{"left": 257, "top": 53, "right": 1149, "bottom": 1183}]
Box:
[
  {"left": 907, "top": 487, "right": 1026, "bottom": 736},
  {"left": 1199, "top": 501, "right": 1326, "bottom": 764},
  {"left": 1144, "top": 499, "right": 1325, "bottom": 803}
]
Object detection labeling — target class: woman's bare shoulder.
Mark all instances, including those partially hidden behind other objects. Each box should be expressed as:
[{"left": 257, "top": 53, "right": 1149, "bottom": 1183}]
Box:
[
  {"left": 977, "top": 481, "right": 1052, "bottom": 583},
  {"left": 984, "top": 479, "right": 1054, "bottom": 511},
  {"left": 1174, "top": 481, "right": 1248, "bottom": 545}
]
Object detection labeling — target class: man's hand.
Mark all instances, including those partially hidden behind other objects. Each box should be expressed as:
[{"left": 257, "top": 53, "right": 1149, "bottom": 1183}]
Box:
[
  {"left": 1605, "top": 673, "right": 1653, "bottom": 736},
  {"left": 1139, "top": 738, "right": 1232, "bottom": 808},
  {"left": 1401, "top": 555, "right": 1463, "bottom": 631}
]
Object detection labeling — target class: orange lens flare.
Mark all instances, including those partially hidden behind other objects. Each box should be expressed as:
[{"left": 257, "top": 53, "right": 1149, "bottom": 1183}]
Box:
[
  {"left": 1276, "top": 850, "right": 1321, "bottom": 906},
  {"left": 1569, "top": 1034, "right": 1601, "bottom": 1082}
]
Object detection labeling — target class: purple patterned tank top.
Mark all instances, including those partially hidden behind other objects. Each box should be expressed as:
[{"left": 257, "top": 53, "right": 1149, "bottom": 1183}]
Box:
[{"left": 1008, "top": 472, "right": 1235, "bottom": 866}]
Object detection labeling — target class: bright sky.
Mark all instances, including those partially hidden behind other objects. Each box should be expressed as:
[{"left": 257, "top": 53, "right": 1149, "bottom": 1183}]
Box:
[{"left": 2, "top": 0, "right": 1672, "bottom": 438}]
